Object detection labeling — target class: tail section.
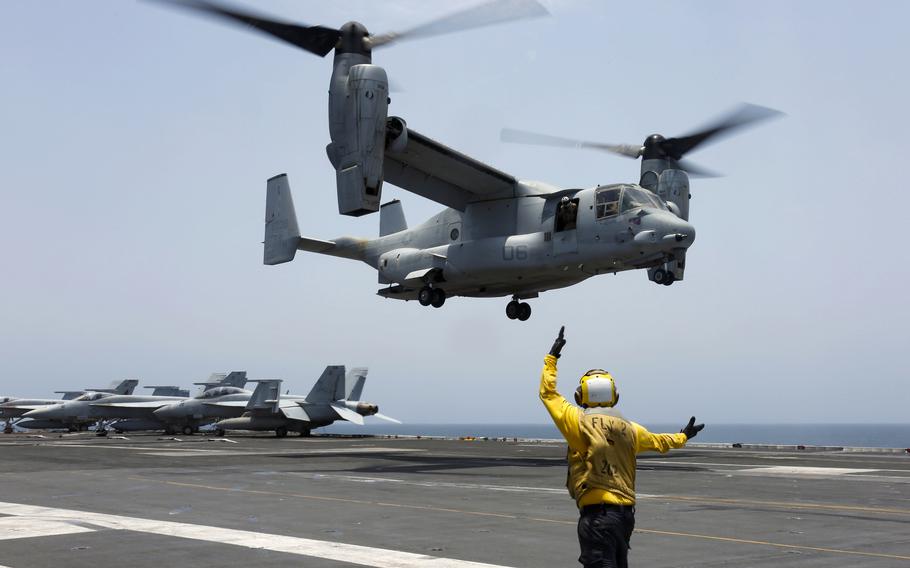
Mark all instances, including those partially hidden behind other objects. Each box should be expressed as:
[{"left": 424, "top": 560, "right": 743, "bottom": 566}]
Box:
[
  {"left": 379, "top": 200, "right": 407, "bottom": 237},
  {"left": 93, "top": 379, "right": 138, "bottom": 395},
  {"left": 245, "top": 380, "right": 282, "bottom": 413},
  {"left": 264, "top": 174, "right": 301, "bottom": 265},
  {"left": 345, "top": 367, "right": 368, "bottom": 401},
  {"left": 219, "top": 371, "right": 248, "bottom": 389},
  {"left": 305, "top": 366, "right": 346, "bottom": 403},
  {"left": 145, "top": 386, "right": 189, "bottom": 397}
]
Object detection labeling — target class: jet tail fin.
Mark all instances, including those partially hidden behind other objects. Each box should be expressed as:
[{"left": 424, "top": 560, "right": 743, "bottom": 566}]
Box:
[
  {"left": 245, "top": 380, "right": 282, "bottom": 412},
  {"left": 345, "top": 368, "right": 368, "bottom": 401},
  {"left": 91, "top": 379, "right": 139, "bottom": 395},
  {"left": 264, "top": 174, "right": 301, "bottom": 265},
  {"left": 54, "top": 391, "right": 85, "bottom": 401},
  {"left": 145, "top": 386, "right": 189, "bottom": 397},
  {"left": 219, "top": 371, "right": 248, "bottom": 389},
  {"left": 305, "top": 366, "right": 346, "bottom": 403}
]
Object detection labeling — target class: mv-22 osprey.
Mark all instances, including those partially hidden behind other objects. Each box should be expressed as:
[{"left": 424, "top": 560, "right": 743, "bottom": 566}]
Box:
[{"left": 164, "top": 1, "right": 780, "bottom": 320}]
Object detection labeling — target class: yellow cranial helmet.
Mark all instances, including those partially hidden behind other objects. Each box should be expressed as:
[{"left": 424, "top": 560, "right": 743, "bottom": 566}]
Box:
[{"left": 574, "top": 369, "right": 618, "bottom": 408}]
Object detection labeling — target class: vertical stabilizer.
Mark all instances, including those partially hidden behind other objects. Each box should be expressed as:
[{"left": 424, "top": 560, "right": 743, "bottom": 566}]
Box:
[
  {"left": 345, "top": 368, "right": 368, "bottom": 401},
  {"left": 305, "top": 366, "right": 346, "bottom": 403},
  {"left": 379, "top": 200, "right": 407, "bottom": 237},
  {"left": 108, "top": 379, "right": 139, "bottom": 395},
  {"left": 246, "top": 380, "right": 282, "bottom": 412},
  {"left": 264, "top": 174, "right": 301, "bottom": 265},
  {"left": 219, "top": 371, "right": 248, "bottom": 389}
]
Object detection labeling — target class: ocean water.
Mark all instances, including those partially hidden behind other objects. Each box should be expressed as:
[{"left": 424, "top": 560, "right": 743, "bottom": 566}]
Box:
[{"left": 321, "top": 422, "right": 910, "bottom": 449}]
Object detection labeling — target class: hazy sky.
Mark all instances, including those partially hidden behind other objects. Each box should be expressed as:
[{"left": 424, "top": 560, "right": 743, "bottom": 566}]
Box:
[{"left": 1, "top": 1, "right": 907, "bottom": 424}]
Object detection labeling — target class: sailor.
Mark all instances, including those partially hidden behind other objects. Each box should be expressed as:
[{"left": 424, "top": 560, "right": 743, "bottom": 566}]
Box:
[{"left": 540, "top": 326, "right": 704, "bottom": 568}]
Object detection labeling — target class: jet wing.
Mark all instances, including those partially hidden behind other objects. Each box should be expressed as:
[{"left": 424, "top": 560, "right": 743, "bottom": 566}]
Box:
[
  {"left": 91, "top": 401, "right": 171, "bottom": 409},
  {"left": 384, "top": 123, "right": 524, "bottom": 210},
  {"left": 202, "top": 401, "right": 250, "bottom": 408},
  {"left": 281, "top": 405, "right": 311, "bottom": 423}
]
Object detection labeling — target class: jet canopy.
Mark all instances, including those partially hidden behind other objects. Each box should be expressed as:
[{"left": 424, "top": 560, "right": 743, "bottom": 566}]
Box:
[
  {"left": 73, "top": 392, "right": 106, "bottom": 402},
  {"left": 196, "top": 386, "right": 246, "bottom": 399}
]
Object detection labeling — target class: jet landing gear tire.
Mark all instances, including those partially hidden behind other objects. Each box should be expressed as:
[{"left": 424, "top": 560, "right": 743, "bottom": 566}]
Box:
[
  {"left": 653, "top": 269, "right": 676, "bottom": 286},
  {"left": 275, "top": 426, "right": 288, "bottom": 438},
  {"left": 506, "top": 300, "right": 532, "bottom": 321},
  {"left": 418, "top": 286, "right": 433, "bottom": 306},
  {"left": 662, "top": 272, "right": 675, "bottom": 286},
  {"left": 182, "top": 426, "right": 195, "bottom": 436},
  {"left": 215, "top": 429, "right": 226, "bottom": 437},
  {"left": 430, "top": 288, "right": 446, "bottom": 308}
]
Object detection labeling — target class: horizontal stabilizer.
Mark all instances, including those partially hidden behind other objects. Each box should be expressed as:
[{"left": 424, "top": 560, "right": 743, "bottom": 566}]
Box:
[
  {"left": 297, "top": 237, "right": 337, "bottom": 254},
  {"left": 330, "top": 402, "right": 364, "bottom": 425},
  {"left": 282, "top": 405, "right": 311, "bottom": 422}
]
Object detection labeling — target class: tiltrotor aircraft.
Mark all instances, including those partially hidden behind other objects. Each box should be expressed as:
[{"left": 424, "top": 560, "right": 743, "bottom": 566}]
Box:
[{"left": 161, "top": 1, "right": 780, "bottom": 320}]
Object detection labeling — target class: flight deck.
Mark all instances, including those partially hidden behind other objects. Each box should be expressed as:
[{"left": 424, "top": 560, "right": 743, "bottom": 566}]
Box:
[{"left": 0, "top": 433, "right": 908, "bottom": 567}]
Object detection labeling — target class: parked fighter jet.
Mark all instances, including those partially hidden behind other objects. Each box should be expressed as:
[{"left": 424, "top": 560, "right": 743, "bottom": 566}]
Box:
[
  {"left": 23, "top": 372, "right": 247, "bottom": 435},
  {"left": 3, "top": 380, "right": 138, "bottom": 433},
  {"left": 214, "top": 366, "right": 397, "bottom": 437}
]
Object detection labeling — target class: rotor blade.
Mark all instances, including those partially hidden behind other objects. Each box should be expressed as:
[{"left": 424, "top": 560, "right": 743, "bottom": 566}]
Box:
[
  {"left": 676, "top": 159, "right": 722, "bottom": 178},
  {"left": 153, "top": 0, "right": 340, "bottom": 57},
  {"left": 661, "top": 103, "right": 783, "bottom": 160},
  {"left": 371, "top": 413, "right": 402, "bottom": 424},
  {"left": 370, "top": 0, "right": 548, "bottom": 48},
  {"left": 501, "top": 128, "right": 643, "bottom": 158}
]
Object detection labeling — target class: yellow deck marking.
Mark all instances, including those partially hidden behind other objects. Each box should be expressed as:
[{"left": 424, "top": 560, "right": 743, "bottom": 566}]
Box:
[{"left": 127, "top": 476, "right": 910, "bottom": 562}]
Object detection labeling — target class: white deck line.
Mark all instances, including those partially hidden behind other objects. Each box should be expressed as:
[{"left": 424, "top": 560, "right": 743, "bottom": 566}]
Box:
[{"left": 0, "top": 501, "right": 515, "bottom": 568}]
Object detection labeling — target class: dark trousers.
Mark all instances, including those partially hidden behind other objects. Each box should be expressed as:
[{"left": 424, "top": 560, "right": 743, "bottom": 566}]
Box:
[{"left": 577, "top": 504, "right": 636, "bottom": 568}]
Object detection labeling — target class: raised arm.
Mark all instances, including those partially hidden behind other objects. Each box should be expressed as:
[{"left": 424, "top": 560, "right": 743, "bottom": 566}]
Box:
[
  {"left": 539, "top": 327, "right": 585, "bottom": 451},
  {"left": 633, "top": 417, "right": 704, "bottom": 454}
]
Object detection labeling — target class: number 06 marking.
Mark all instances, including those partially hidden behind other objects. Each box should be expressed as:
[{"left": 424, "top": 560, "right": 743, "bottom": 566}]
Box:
[{"left": 503, "top": 245, "right": 528, "bottom": 260}]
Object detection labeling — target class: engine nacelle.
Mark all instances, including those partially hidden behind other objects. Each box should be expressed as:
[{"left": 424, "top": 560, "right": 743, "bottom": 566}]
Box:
[
  {"left": 657, "top": 169, "right": 690, "bottom": 221},
  {"left": 338, "top": 400, "right": 379, "bottom": 417},
  {"left": 330, "top": 64, "right": 389, "bottom": 217},
  {"left": 378, "top": 248, "right": 444, "bottom": 285}
]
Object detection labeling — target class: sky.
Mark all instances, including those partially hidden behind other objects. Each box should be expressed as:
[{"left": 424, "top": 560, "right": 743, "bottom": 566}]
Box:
[{"left": 1, "top": 0, "right": 908, "bottom": 424}]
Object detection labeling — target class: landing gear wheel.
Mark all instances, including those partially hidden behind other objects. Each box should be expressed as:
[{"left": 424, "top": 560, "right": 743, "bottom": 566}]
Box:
[
  {"left": 215, "top": 429, "right": 226, "bottom": 437},
  {"left": 275, "top": 426, "right": 288, "bottom": 438},
  {"left": 430, "top": 288, "right": 446, "bottom": 308},
  {"left": 517, "top": 302, "right": 532, "bottom": 321},
  {"left": 300, "top": 429, "right": 311, "bottom": 437},
  {"left": 418, "top": 286, "right": 433, "bottom": 307},
  {"left": 662, "top": 272, "right": 676, "bottom": 286},
  {"left": 653, "top": 268, "right": 667, "bottom": 285},
  {"left": 4, "top": 426, "right": 12, "bottom": 434},
  {"left": 96, "top": 429, "right": 108, "bottom": 437},
  {"left": 115, "top": 429, "right": 124, "bottom": 435},
  {"left": 164, "top": 426, "right": 177, "bottom": 435},
  {"left": 67, "top": 427, "right": 78, "bottom": 433},
  {"left": 182, "top": 425, "right": 195, "bottom": 436},
  {"left": 506, "top": 300, "right": 521, "bottom": 320}
]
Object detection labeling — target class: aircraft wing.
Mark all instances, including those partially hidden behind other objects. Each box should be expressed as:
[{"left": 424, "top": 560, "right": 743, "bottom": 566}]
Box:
[
  {"left": 384, "top": 122, "right": 525, "bottom": 210},
  {"left": 91, "top": 401, "right": 171, "bottom": 409},
  {"left": 202, "top": 401, "right": 250, "bottom": 408},
  {"left": 1, "top": 404, "right": 52, "bottom": 412}
]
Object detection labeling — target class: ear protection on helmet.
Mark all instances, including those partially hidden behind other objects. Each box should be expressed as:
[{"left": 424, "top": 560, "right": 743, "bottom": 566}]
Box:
[{"left": 574, "top": 369, "right": 618, "bottom": 408}]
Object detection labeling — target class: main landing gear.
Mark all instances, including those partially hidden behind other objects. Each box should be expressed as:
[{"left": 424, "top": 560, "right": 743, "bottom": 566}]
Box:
[
  {"left": 506, "top": 298, "right": 532, "bottom": 321},
  {"left": 418, "top": 286, "right": 446, "bottom": 308},
  {"left": 652, "top": 268, "right": 675, "bottom": 286}
]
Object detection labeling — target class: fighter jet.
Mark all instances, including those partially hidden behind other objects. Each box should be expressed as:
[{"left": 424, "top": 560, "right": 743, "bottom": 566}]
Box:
[
  {"left": 214, "top": 366, "right": 398, "bottom": 437},
  {"left": 3, "top": 379, "right": 138, "bottom": 433},
  {"left": 23, "top": 372, "right": 247, "bottom": 435},
  {"left": 147, "top": 366, "right": 361, "bottom": 434}
]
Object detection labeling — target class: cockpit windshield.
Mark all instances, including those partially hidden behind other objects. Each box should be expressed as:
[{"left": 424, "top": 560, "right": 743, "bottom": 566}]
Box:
[
  {"left": 75, "top": 392, "right": 104, "bottom": 402},
  {"left": 197, "top": 386, "right": 244, "bottom": 399},
  {"left": 620, "top": 187, "right": 666, "bottom": 213}
]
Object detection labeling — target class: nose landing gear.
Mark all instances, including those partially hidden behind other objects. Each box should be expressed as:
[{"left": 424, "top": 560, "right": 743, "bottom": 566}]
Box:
[
  {"left": 506, "top": 298, "right": 532, "bottom": 321},
  {"left": 652, "top": 268, "right": 675, "bottom": 286}
]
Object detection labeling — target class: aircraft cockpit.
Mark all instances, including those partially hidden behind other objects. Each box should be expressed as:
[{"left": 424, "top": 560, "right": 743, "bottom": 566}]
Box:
[
  {"left": 74, "top": 392, "right": 105, "bottom": 402},
  {"left": 196, "top": 386, "right": 245, "bottom": 399},
  {"left": 595, "top": 185, "right": 668, "bottom": 220}
]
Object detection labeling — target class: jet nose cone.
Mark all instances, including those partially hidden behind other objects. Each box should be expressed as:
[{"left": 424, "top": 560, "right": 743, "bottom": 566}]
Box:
[
  {"left": 153, "top": 406, "right": 176, "bottom": 420},
  {"left": 23, "top": 407, "right": 54, "bottom": 419}
]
